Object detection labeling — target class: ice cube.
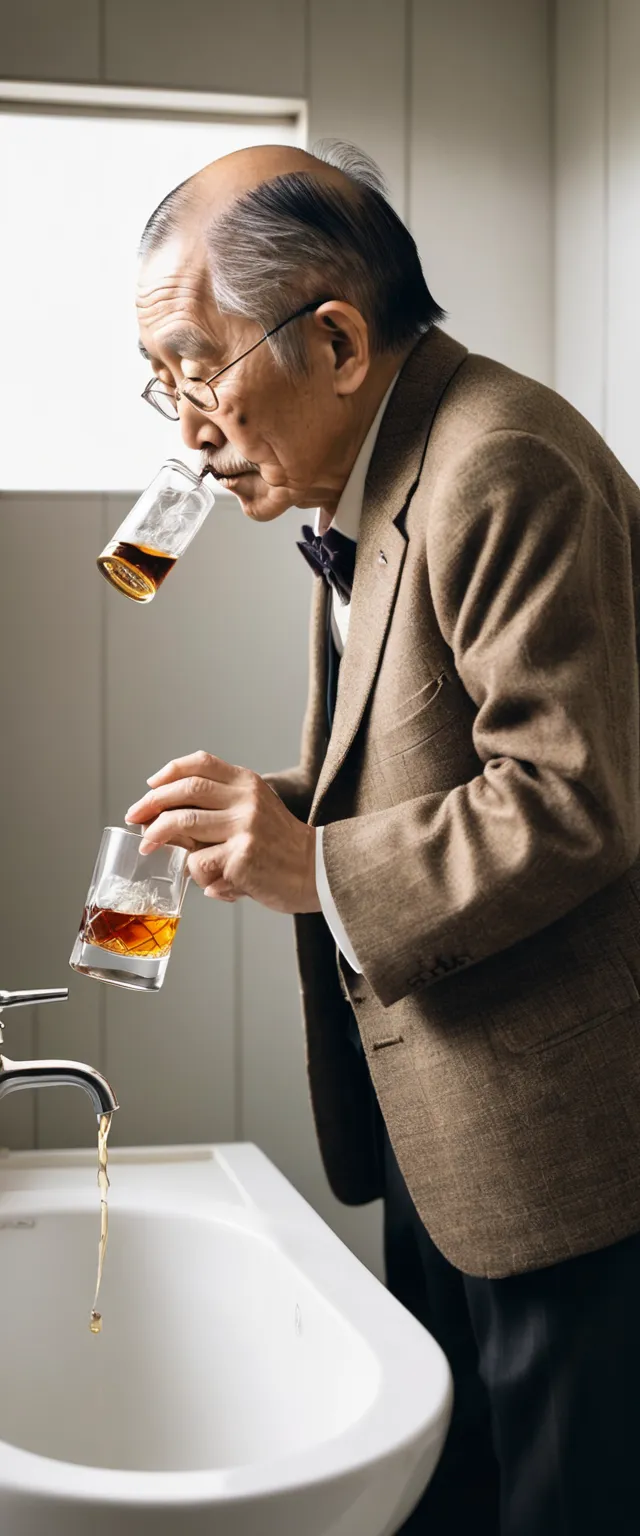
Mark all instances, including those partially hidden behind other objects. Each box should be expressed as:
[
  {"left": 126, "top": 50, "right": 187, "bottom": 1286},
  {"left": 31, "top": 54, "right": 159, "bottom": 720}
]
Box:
[
  {"left": 92, "top": 875, "right": 177, "bottom": 916},
  {"left": 135, "top": 488, "right": 192, "bottom": 557}
]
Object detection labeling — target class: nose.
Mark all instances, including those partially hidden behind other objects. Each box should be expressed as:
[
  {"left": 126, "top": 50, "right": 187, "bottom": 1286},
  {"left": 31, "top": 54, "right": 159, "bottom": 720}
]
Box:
[{"left": 177, "top": 396, "right": 226, "bottom": 453}]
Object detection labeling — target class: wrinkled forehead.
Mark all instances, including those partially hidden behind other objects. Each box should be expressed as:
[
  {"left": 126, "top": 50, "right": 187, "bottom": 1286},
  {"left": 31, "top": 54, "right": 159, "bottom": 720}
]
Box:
[
  {"left": 136, "top": 235, "right": 212, "bottom": 313},
  {"left": 136, "top": 236, "right": 220, "bottom": 357}
]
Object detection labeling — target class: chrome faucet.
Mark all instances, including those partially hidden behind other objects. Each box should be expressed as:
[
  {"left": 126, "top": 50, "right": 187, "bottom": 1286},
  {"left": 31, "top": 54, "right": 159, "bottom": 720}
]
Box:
[{"left": 0, "top": 988, "right": 119, "bottom": 1119}]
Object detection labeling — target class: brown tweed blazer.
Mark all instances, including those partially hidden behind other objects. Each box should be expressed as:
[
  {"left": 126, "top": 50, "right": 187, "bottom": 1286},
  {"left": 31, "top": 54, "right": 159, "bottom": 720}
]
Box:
[{"left": 268, "top": 326, "right": 640, "bottom": 1278}]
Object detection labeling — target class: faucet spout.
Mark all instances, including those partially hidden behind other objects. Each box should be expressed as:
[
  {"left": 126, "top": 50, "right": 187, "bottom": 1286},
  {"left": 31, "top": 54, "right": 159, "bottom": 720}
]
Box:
[{"left": 0, "top": 1056, "right": 119, "bottom": 1119}]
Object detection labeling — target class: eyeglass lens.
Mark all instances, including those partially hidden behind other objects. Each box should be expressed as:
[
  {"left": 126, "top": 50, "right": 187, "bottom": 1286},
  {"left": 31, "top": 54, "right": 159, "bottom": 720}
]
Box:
[
  {"left": 146, "top": 386, "right": 178, "bottom": 419},
  {"left": 145, "top": 380, "right": 218, "bottom": 418}
]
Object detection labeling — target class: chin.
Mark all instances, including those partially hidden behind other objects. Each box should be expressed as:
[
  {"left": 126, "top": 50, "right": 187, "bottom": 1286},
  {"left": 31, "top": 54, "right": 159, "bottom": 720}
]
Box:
[{"left": 233, "top": 478, "right": 298, "bottom": 523}]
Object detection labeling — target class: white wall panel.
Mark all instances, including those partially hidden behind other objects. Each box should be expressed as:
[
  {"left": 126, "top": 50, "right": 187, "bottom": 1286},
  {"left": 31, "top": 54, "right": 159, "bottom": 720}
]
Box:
[
  {"left": 104, "top": 0, "right": 306, "bottom": 96},
  {"left": 0, "top": 495, "right": 103, "bottom": 1149},
  {"left": 554, "top": 0, "right": 607, "bottom": 430},
  {"left": 0, "top": 0, "right": 100, "bottom": 81},
  {"left": 309, "top": 0, "right": 407, "bottom": 214},
  {"left": 215, "top": 502, "right": 311, "bottom": 773},
  {"left": 410, "top": 0, "right": 552, "bottom": 382},
  {"left": 555, "top": 0, "right": 640, "bottom": 486},
  {"left": 607, "top": 0, "right": 640, "bottom": 484}
]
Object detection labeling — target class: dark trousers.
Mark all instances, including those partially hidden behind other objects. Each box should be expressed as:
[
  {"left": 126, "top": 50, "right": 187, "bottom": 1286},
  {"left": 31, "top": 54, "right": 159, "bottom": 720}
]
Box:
[{"left": 380, "top": 1116, "right": 640, "bottom": 1535}]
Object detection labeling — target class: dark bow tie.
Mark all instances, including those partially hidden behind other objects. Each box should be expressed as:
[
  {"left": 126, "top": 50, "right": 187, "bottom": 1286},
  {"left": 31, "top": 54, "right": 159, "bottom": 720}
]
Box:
[{"left": 297, "top": 524, "right": 357, "bottom": 605}]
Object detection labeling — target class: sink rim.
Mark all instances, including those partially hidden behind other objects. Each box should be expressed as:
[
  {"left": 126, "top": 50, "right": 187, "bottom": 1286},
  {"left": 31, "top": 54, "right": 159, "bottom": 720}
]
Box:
[{"left": 0, "top": 1142, "right": 452, "bottom": 1505}]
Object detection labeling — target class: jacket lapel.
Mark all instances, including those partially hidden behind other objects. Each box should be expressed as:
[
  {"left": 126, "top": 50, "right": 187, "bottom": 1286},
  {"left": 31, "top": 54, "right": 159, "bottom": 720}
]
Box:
[{"left": 310, "top": 327, "right": 468, "bottom": 823}]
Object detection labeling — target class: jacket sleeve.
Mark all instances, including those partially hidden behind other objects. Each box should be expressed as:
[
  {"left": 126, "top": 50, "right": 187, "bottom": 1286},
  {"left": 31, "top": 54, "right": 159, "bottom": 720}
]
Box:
[
  {"left": 262, "top": 765, "right": 316, "bottom": 821},
  {"left": 321, "top": 430, "right": 640, "bottom": 1008}
]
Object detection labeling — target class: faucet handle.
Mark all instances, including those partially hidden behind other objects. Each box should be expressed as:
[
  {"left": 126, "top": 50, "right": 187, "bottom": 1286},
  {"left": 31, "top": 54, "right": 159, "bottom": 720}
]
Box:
[{"left": 0, "top": 988, "right": 68, "bottom": 1012}]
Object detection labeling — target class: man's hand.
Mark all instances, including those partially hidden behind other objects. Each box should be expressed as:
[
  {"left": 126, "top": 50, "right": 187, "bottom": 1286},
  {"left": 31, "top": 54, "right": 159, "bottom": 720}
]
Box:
[{"left": 125, "top": 750, "right": 321, "bottom": 915}]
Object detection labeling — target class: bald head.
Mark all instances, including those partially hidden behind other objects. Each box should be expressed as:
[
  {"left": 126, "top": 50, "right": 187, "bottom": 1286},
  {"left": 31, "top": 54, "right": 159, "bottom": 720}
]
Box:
[
  {"left": 138, "top": 139, "right": 442, "bottom": 376},
  {"left": 192, "top": 143, "right": 355, "bottom": 211},
  {"left": 139, "top": 140, "right": 385, "bottom": 260}
]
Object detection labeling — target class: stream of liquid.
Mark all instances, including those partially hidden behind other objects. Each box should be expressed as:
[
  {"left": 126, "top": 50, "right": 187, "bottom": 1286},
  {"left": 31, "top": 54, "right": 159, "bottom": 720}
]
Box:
[{"left": 89, "top": 1112, "right": 112, "bottom": 1334}]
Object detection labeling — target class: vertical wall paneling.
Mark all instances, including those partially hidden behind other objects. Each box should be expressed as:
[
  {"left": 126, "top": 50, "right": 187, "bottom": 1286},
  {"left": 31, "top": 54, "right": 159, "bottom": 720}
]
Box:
[
  {"left": 410, "top": 0, "right": 553, "bottom": 383},
  {"left": 103, "top": 0, "right": 306, "bottom": 96},
  {"left": 554, "top": 0, "right": 607, "bottom": 431},
  {"left": 308, "top": 0, "right": 408, "bottom": 215},
  {"left": 607, "top": 0, "right": 640, "bottom": 485},
  {"left": 555, "top": 0, "right": 640, "bottom": 485},
  {"left": 0, "top": 1, "right": 101, "bottom": 82},
  {"left": 0, "top": 496, "right": 103, "bottom": 1149}
]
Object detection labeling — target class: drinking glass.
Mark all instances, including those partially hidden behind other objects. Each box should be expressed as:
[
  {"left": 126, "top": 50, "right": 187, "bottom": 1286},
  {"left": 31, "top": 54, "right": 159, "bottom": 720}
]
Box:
[
  {"left": 97, "top": 459, "right": 215, "bottom": 602},
  {"left": 69, "top": 827, "right": 189, "bottom": 991}
]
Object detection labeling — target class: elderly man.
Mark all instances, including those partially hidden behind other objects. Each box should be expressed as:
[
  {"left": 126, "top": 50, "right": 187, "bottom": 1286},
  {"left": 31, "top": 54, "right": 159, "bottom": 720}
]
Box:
[{"left": 126, "top": 141, "right": 640, "bottom": 1534}]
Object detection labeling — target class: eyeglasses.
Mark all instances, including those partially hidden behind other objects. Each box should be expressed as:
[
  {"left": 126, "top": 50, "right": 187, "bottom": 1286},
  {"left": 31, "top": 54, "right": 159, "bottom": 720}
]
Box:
[{"left": 141, "top": 298, "right": 329, "bottom": 421}]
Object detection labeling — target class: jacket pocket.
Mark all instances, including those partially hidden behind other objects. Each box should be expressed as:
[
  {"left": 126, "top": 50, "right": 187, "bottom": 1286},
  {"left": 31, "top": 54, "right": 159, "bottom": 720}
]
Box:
[
  {"left": 489, "top": 948, "right": 640, "bottom": 1054},
  {"left": 373, "top": 673, "right": 458, "bottom": 760}
]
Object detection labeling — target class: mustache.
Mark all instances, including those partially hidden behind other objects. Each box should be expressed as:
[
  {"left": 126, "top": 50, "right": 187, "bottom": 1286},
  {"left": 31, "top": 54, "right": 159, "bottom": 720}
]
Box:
[{"left": 200, "top": 451, "right": 259, "bottom": 480}]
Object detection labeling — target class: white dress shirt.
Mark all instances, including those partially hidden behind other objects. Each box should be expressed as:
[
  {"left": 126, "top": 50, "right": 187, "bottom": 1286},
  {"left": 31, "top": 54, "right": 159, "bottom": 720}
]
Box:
[{"left": 313, "top": 375, "right": 400, "bottom": 974}]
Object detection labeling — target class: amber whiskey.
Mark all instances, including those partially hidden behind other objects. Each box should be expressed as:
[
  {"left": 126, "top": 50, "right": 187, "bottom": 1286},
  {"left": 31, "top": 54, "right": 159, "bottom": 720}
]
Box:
[
  {"left": 97, "top": 541, "right": 177, "bottom": 602},
  {"left": 82, "top": 904, "right": 180, "bottom": 958}
]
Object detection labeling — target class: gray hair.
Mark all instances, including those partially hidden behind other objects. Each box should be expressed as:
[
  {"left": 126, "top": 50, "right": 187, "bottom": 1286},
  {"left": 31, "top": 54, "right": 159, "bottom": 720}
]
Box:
[
  {"left": 207, "top": 140, "right": 444, "bottom": 373},
  {"left": 312, "top": 138, "right": 389, "bottom": 194}
]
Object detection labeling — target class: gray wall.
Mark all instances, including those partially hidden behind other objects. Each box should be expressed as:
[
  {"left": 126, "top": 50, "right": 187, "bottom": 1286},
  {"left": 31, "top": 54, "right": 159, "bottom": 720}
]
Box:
[
  {"left": 0, "top": 0, "right": 552, "bottom": 1277},
  {"left": 555, "top": 0, "right": 640, "bottom": 487}
]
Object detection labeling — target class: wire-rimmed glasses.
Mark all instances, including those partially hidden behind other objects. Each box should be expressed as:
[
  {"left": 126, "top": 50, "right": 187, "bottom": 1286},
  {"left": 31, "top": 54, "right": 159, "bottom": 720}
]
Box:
[{"left": 141, "top": 298, "right": 329, "bottom": 420}]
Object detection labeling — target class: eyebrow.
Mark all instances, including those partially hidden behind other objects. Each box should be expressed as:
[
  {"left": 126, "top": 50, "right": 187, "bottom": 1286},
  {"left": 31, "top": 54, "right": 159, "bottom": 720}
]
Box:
[{"left": 138, "top": 326, "right": 215, "bottom": 367}]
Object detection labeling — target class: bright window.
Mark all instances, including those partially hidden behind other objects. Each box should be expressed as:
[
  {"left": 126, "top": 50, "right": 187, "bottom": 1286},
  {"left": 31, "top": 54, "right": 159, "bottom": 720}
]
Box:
[{"left": 0, "top": 88, "right": 303, "bottom": 491}]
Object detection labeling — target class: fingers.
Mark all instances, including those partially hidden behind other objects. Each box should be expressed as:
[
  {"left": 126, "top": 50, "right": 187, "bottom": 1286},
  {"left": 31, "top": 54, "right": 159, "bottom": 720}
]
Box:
[
  {"left": 126, "top": 774, "right": 235, "bottom": 829},
  {"left": 186, "top": 845, "right": 237, "bottom": 894},
  {"left": 203, "top": 878, "right": 240, "bottom": 903},
  {"left": 137, "top": 808, "right": 231, "bottom": 853},
  {"left": 140, "top": 830, "right": 199, "bottom": 854},
  {"left": 146, "top": 750, "right": 240, "bottom": 790},
  {"left": 187, "top": 845, "right": 221, "bottom": 888}
]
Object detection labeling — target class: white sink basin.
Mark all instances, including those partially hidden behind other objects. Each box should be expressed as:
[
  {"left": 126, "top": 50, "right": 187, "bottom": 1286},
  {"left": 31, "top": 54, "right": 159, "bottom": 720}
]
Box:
[{"left": 0, "top": 1142, "right": 452, "bottom": 1534}]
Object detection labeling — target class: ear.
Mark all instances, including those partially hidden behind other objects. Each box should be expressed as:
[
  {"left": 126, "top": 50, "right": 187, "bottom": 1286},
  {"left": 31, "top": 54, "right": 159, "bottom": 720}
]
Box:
[{"left": 309, "top": 300, "right": 371, "bottom": 396}]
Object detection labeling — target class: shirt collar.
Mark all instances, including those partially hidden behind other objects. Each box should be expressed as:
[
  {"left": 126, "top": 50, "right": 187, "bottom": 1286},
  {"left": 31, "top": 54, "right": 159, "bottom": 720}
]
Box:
[{"left": 314, "top": 371, "right": 400, "bottom": 542}]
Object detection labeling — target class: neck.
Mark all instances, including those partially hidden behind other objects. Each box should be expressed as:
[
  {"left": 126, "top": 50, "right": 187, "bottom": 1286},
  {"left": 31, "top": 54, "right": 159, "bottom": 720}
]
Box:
[{"left": 318, "top": 348, "right": 410, "bottom": 522}]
